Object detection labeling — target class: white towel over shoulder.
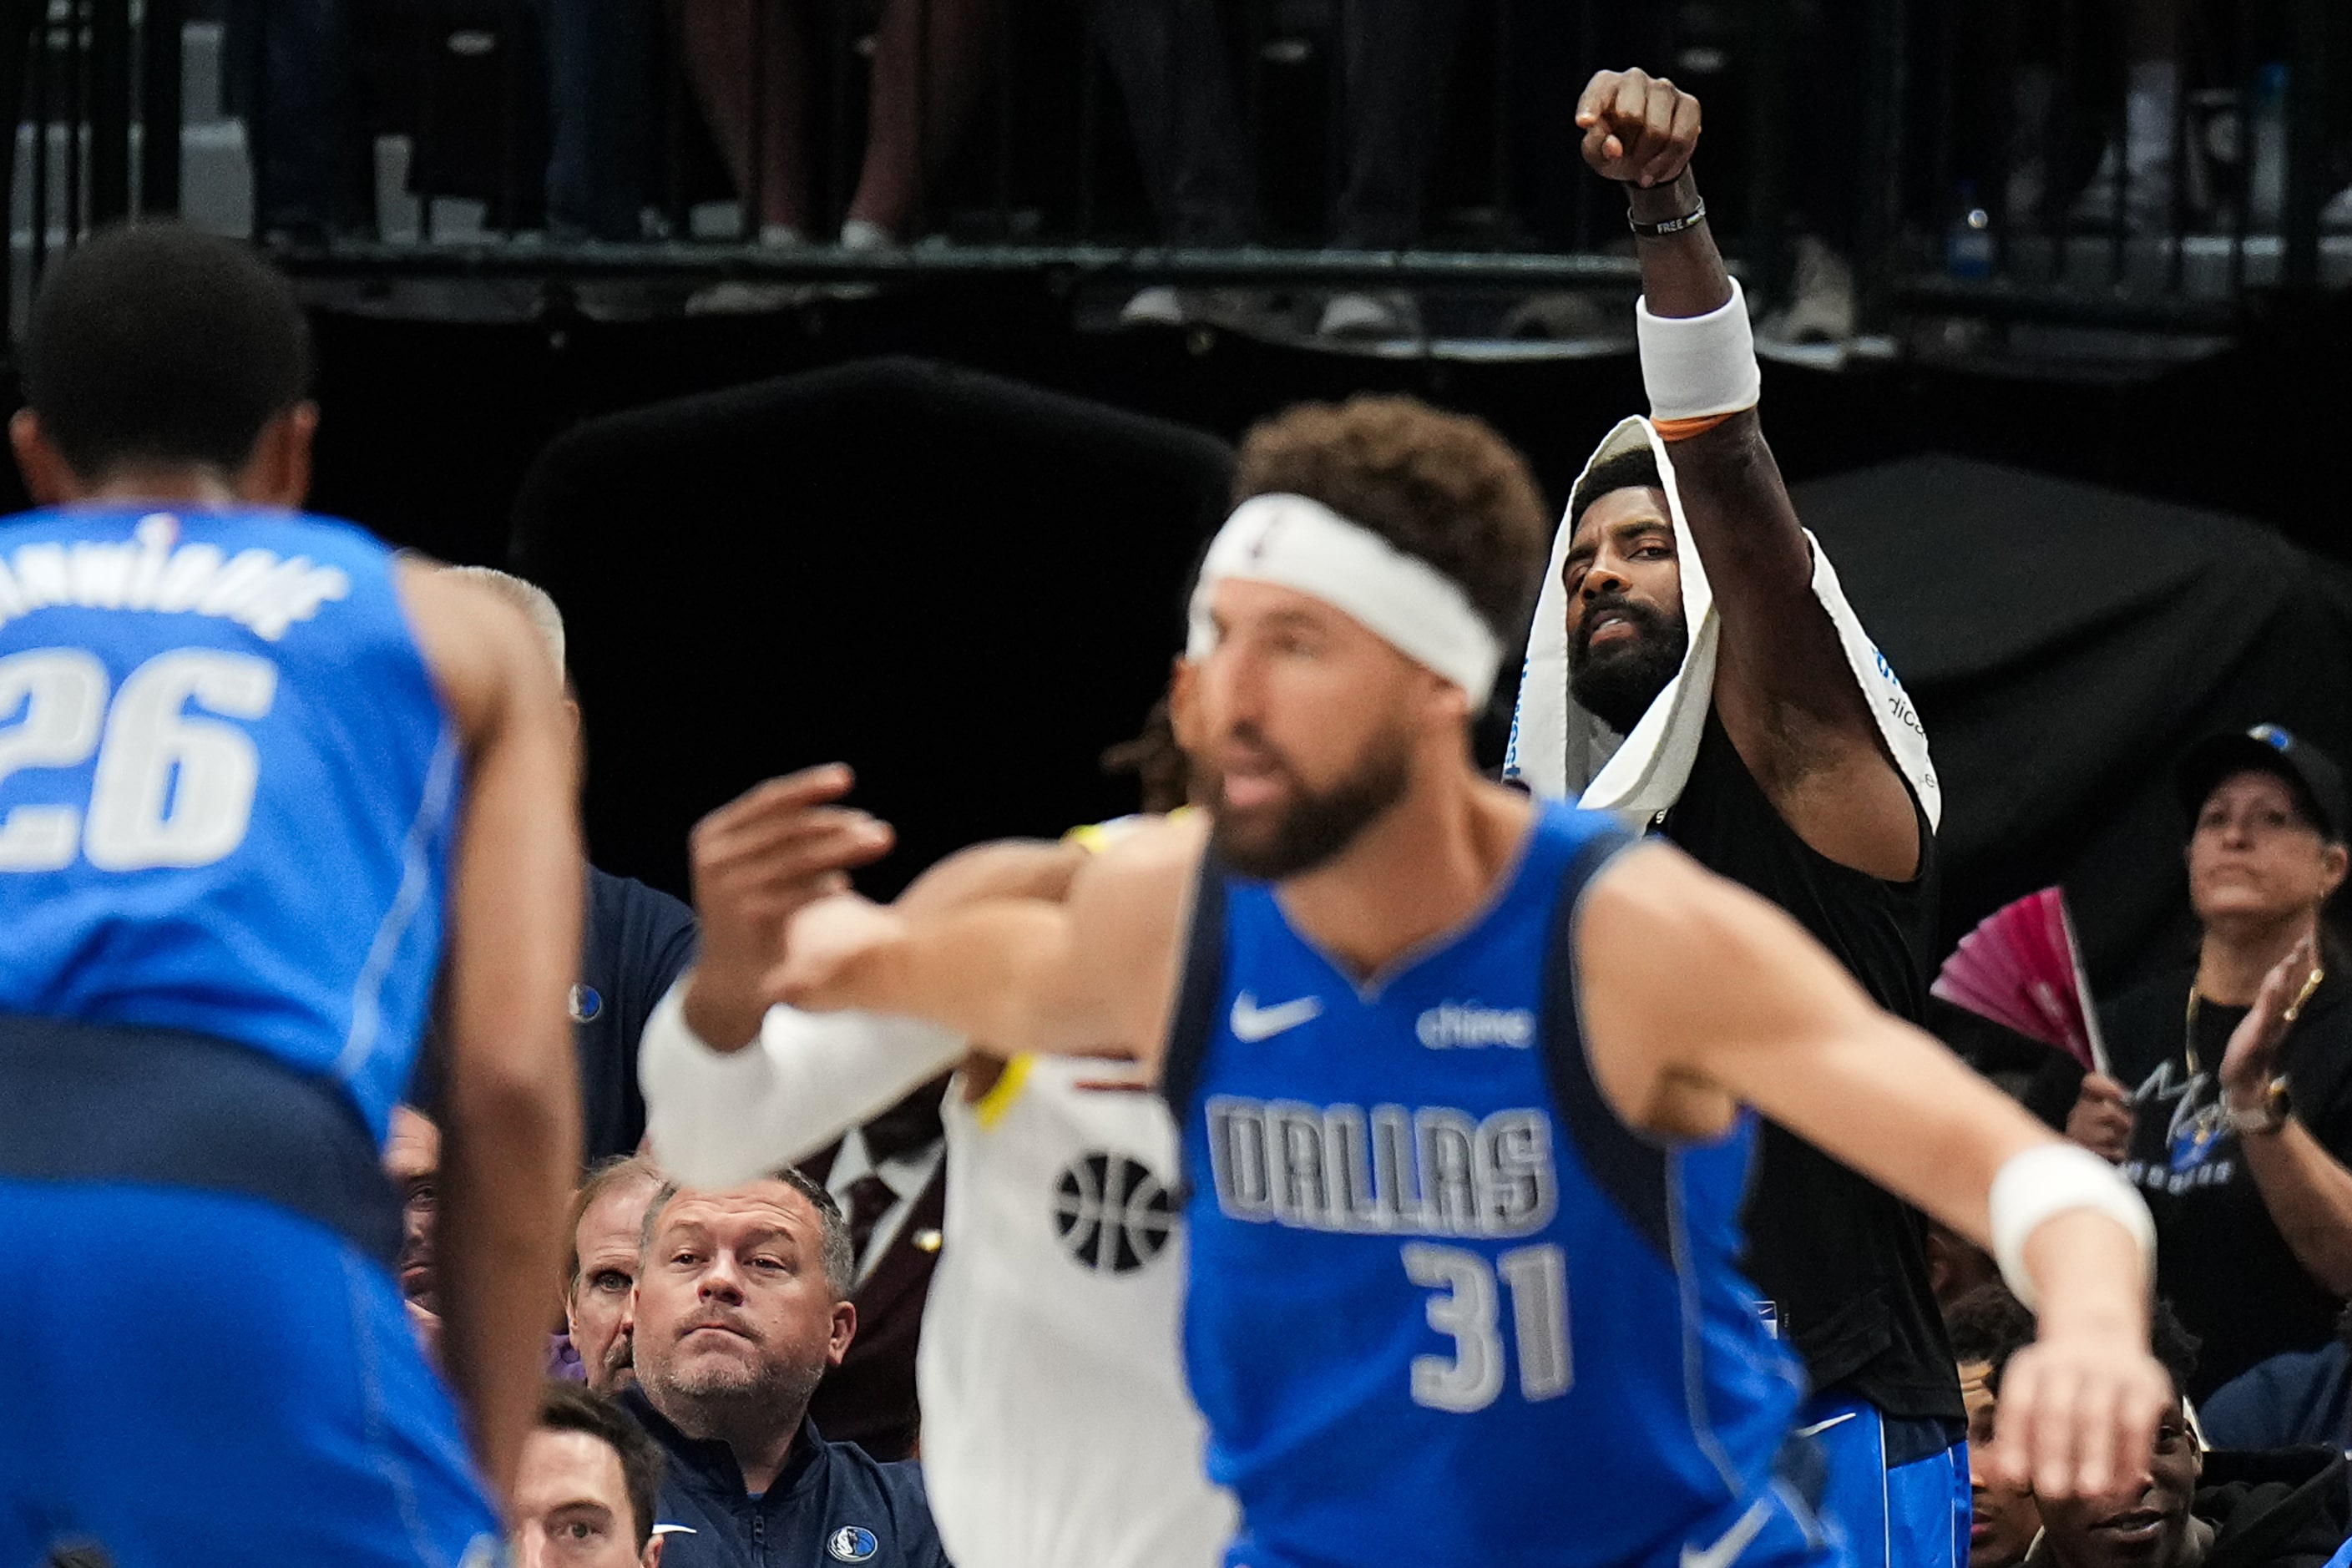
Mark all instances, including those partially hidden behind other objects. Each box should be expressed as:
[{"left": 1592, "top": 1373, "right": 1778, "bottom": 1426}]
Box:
[{"left": 1504, "top": 414, "right": 1939, "bottom": 827}]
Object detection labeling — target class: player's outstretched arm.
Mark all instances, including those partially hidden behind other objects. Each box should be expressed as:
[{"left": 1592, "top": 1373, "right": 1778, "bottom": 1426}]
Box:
[
  {"left": 1578, "top": 68, "right": 1919, "bottom": 880},
  {"left": 641, "top": 818, "right": 1087, "bottom": 1186},
  {"left": 774, "top": 812, "right": 1206, "bottom": 1073},
  {"left": 1577, "top": 842, "right": 2168, "bottom": 1501},
  {"left": 397, "top": 564, "right": 586, "bottom": 1510}
]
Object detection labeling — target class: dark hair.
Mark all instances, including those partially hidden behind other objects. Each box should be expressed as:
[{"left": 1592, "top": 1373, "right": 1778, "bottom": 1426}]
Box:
[
  {"left": 1953, "top": 1283, "right": 2200, "bottom": 1400},
  {"left": 1946, "top": 1282, "right": 2036, "bottom": 1371},
  {"left": 539, "top": 1381, "right": 665, "bottom": 1550},
  {"left": 22, "top": 222, "right": 311, "bottom": 479},
  {"left": 639, "top": 1165, "right": 856, "bottom": 1297},
  {"left": 1233, "top": 395, "right": 1549, "bottom": 642},
  {"left": 1567, "top": 445, "right": 1665, "bottom": 533},
  {"left": 1102, "top": 695, "right": 1189, "bottom": 815}
]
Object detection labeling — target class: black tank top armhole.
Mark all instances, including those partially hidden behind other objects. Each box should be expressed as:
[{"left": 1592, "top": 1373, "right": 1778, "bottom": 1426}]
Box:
[
  {"left": 1538, "top": 828, "right": 1677, "bottom": 1262},
  {"left": 1159, "top": 848, "right": 1229, "bottom": 1133}
]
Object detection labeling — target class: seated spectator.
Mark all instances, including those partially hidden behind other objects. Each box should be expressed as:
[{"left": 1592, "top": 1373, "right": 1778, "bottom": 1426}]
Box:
[
  {"left": 443, "top": 568, "right": 699, "bottom": 1162},
  {"left": 564, "top": 1155, "right": 667, "bottom": 1392},
  {"left": 623, "top": 1169, "right": 948, "bottom": 1566},
  {"left": 2201, "top": 1306, "right": 2352, "bottom": 1451},
  {"left": 802, "top": 1075, "right": 950, "bottom": 1460},
  {"left": 516, "top": 1383, "right": 668, "bottom": 1568},
  {"left": 2037, "top": 726, "right": 2352, "bottom": 1397},
  {"left": 1966, "top": 1288, "right": 2350, "bottom": 1568},
  {"left": 385, "top": 1103, "right": 443, "bottom": 1357},
  {"left": 1946, "top": 1285, "right": 2041, "bottom": 1568}
]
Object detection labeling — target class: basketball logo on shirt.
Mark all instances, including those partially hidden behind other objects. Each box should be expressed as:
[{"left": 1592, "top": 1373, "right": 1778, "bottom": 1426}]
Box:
[
  {"left": 827, "top": 1525, "right": 878, "bottom": 1561},
  {"left": 1054, "top": 1152, "right": 1175, "bottom": 1273}
]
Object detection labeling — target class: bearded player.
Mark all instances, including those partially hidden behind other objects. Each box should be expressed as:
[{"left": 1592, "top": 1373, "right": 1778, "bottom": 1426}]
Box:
[
  {"left": 769, "top": 392, "right": 2168, "bottom": 1568},
  {"left": 1508, "top": 70, "right": 1965, "bottom": 1566}
]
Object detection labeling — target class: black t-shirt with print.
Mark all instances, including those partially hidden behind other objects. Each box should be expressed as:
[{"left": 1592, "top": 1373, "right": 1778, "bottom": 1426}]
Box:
[{"left": 2034, "top": 964, "right": 2352, "bottom": 1400}]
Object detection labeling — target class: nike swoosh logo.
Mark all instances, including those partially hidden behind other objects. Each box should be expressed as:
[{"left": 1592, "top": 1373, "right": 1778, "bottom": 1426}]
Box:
[
  {"left": 1230, "top": 992, "right": 1323, "bottom": 1042},
  {"left": 1681, "top": 1498, "right": 1773, "bottom": 1568},
  {"left": 1793, "top": 1411, "right": 1859, "bottom": 1439}
]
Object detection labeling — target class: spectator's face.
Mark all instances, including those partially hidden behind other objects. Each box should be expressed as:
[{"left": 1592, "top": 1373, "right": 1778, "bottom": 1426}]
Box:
[
  {"left": 569, "top": 1173, "right": 662, "bottom": 1394},
  {"left": 1561, "top": 488, "right": 1690, "bottom": 737},
  {"left": 513, "top": 1427, "right": 660, "bottom": 1568},
  {"left": 384, "top": 1106, "right": 441, "bottom": 1313},
  {"left": 2189, "top": 771, "right": 2346, "bottom": 928},
  {"left": 2032, "top": 1399, "right": 2198, "bottom": 1568},
  {"left": 632, "top": 1182, "right": 855, "bottom": 1423},
  {"left": 1960, "top": 1358, "right": 2038, "bottom": 1568}
]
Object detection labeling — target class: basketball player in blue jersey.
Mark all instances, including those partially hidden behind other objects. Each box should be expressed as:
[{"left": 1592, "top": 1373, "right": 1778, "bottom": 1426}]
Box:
[
  {"left": 770, "top": 397, "right": 2172, "bottom": 1568},
  {"left": 0, "top": 226, "right": 584, "bottom": 1566}
]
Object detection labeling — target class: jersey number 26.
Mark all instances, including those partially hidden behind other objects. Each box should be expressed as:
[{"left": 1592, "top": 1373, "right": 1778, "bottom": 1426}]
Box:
[{"left": 0, "top": 646, "right": 276, "bottom": 872}]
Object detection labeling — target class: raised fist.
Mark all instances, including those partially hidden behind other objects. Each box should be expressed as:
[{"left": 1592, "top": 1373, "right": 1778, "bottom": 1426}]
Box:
[{"left": 1576, "top": 68, "right": 1702, "bottom": 188}]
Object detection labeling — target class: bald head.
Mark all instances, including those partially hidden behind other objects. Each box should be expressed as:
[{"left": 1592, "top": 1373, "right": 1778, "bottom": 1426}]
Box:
[{"left": 444, "top": 565, "right": 564, "bottom": 676}]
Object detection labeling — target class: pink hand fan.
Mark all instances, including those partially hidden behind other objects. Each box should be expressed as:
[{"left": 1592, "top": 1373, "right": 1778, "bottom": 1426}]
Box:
[{"left": 1931, "top": 887, "right": 2110, "bottom": 1075}]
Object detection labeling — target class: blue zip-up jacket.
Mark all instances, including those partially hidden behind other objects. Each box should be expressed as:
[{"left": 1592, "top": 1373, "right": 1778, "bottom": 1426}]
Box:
[{"left": 619, "top": 1388, "right": 948, "bottom": 1568}]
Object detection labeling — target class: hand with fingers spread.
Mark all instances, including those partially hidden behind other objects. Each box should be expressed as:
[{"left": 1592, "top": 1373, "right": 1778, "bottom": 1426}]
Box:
[
  {"left": 1575, "top": 68, "right": 1702, "bottom": 189},
  {"left": 680, "top": 763, "right": 895, "bottom": 1051},
  {"left": 2218, "top": 934, "right": 2320, "bottom": 1110}
]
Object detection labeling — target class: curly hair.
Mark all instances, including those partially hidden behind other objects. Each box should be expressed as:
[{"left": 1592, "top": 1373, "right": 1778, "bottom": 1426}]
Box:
[
  {"left": 1950, "top": 1282, "right": 2200, "bottom": 1401},
  {"left": 1232, "top": 396, "right": 1550, "bottom": 642}
]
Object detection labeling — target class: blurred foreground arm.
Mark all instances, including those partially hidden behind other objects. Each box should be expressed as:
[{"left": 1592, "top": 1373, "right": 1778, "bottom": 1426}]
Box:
[
  {"left": 1578, "top": 842, "right": 2165, "bottom": 1501},
  {"left": 775, "top": 812, "right": 1206, "bottom": 1072},
  {"left": 398, "top": 564, "right": 584, "bottom": 1510},
  {"left": 642, "top": 815, "right": 1083, "bottom": 1185}
]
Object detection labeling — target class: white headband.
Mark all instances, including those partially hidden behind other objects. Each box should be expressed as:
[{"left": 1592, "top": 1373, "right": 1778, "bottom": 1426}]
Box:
[{"left": 1186, "top": 493, "right": 1503, "bottom": 703}]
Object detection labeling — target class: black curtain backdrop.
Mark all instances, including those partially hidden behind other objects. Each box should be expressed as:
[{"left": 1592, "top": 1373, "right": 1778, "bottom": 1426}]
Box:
[
  {"left": 510, "top": 357, "right": 2351, "bottom": 1080},
  {"left": 511, "top": 356, "right": 1237, "bottom": 901},
  {"left": 1792, "top": 455, "right": 2352, "bottom": 1069}
]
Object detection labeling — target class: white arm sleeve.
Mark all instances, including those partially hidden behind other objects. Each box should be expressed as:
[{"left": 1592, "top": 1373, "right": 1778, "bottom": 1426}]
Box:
[{"left": 638, "top": 979, "right": 969, "bottom": 1189}]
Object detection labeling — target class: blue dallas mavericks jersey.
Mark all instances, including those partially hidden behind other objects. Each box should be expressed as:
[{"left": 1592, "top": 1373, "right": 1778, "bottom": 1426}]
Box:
[
  {"left": 0, "top": 506, "right": 457, "bottom": 1141},
  {"left": 1167, "top": 802, "right": 1807, "bottom": 1568}
]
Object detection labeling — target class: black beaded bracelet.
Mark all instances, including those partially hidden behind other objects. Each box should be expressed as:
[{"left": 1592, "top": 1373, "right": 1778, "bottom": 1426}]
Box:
[{"left": 1627, "top": 196, "right": 1707, "bottom": 238}]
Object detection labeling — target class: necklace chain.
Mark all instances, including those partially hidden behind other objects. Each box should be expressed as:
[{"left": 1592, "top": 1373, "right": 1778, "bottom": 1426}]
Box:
[{"left": 2183, "top": 960, "right": 2325, "bottom": 1077}]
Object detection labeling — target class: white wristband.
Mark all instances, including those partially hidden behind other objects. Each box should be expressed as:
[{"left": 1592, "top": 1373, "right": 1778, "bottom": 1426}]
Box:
[
  {"left": 1988, "top": 1142, "right": 2156, "bottom": 1310},
  {"left": 1636, "top": 277, "right": 1762, "bottom": 423}
]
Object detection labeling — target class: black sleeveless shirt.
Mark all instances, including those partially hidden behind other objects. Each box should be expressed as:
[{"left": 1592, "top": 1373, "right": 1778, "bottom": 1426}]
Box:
[{"left": 1660, "top": 710, "right": 1963, "bottom": 1426}]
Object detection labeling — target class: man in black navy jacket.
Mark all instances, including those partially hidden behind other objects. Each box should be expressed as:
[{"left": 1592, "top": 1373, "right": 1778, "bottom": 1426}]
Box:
[
  {"left": 443, "top": 567, "right": 696, "bottom": 1161},
  {"left": 622, "top": 1167, "right": 946, "bottom": 1568}
]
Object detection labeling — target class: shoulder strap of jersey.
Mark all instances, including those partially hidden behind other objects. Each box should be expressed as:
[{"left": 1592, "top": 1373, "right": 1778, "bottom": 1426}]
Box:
[
  {"left": 1535, "top": 821, "right": 1677, "bottom": 1260},
  {"left": 1158, "top": 847, "right": 1229, "bottom": 1129}
]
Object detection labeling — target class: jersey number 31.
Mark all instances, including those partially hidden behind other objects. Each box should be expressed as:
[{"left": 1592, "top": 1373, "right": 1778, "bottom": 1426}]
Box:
[
  {"left": 1404, "top": 1242, "right": 1571, "bottom": 1413},
  {"left": 0, "top": 647, "right": 276, "bottom": 872}
]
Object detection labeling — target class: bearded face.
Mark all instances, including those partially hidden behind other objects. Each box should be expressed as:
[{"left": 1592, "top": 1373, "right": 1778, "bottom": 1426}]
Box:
[
  {"left": 1209, "top": 716, "right": 1414, "bottom": 880},
  {"left": 1567, "top": 587, "right": 1688, "bottom": 736},
  {"left": 1559, "top": 486, "right": 1689, "bottom": 736}
]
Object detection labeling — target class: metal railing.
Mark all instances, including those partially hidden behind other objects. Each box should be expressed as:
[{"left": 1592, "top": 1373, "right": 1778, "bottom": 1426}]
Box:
[
  {"left": 1, "top": 0, "right": 2343, "bottom": 338},
  {"left": 1895, "top": 0, "right": 2348, "bottom": 331},
  {"left": 2, "top": 0, "right": 182, "bottom": 321}
]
